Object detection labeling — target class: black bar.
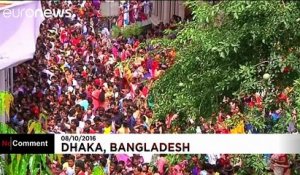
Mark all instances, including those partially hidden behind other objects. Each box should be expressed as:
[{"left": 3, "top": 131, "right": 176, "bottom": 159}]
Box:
[{"left": 0, "top": 134, "right": 55, "bottom": 154}]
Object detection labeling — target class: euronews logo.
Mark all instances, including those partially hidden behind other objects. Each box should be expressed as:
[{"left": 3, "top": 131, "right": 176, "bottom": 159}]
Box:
[{"left": 2, "top": 8, "right": 72, "bottom": 18}]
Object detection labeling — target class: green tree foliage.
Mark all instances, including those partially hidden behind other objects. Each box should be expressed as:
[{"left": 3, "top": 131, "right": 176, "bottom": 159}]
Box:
[
  {"left": 150, "top": 1, "right": 300, "bottom": 174},
  {"left": 112, "top": 24, "right": 143, "bottom": 38},
  {"left": 0, "top": 122, "right": 62, "bottom": 175},
  {"left": 112, "top": 25, "right": 122, "bottom": 38},
  {"left": 150, "top": 0, "right": 300, "bottom": 123}
]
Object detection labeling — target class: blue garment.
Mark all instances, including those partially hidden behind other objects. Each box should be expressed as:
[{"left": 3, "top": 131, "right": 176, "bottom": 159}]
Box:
[
  {"left": 246, "top": 123, "right": 260, "bottom": 133},
  {"left": 79, "top": 100, "right": 89, "bottom": 111},
  {"left": 64, "top": 62, "right": 70, "bottom": 69},
  {"left": 127, "top": 38, "right": 134, "bottom": 45},
  {"left": 129, "top": 116, "right": 136, "bottom": 129},
  {"left": 143, "top": 122, "right": 148, "bottom": 128},
  {"left": 245, "top": 123, "right": 253, "bottom": 133},
  {"left": 288, "top": 121, "right": 296, "bottom": 133},
  {"left": 57, "top": 86, "right": 62, "bottom": 97},
  {"left": 123, "top": 3, "right": 130, "bottom": 25},
  {"left": 263, "top": 154, "right": 271, "bottom": 163},
  {"left": 143, "top": 72, "right": 152, "bottom": 80},
  {"left": 146, "top": 58, "right": 153, "bottom": 70},
  {"left": 104, "top": 167, "right": 108, "bottom": 174},
  {"left": 11, "top": 115, "right": 19, "bottom": 125},
  {"left": 119, "top": 99, "right": 124, "bottom": 111},
  {"left": 82, "top": 25, "right": 88, "bottom": 35},
  {"left": 92, "top": 0, "right": 100, "bottom": 10},
  {"left": 192, "top": 166, "right": 200, "bottom": 175},
  {"left": 271, "top": 112, "right": 280, "bottom": 121}
]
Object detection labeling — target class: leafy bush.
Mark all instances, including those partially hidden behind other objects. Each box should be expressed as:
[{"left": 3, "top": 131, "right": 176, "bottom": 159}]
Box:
[
  {"left": 112, "top": 25, "right": 121, "bottom": 38},
  {"left": 149, "top": 1, "right": 300, "bottom": 173},
  {"left": 111, "top": 24, "right": 143, "bottom": 38},
  {"left": 150, "top": 0, "right": 300, "bottom": 122},
  {"left": 0, "top": 122, "right": 61, "bottom": 175}
]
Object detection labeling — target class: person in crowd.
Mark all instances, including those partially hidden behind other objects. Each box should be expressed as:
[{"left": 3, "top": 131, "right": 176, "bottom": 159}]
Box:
[
  {"left": 75, "top": 160, "right": 86, "bottom": 175},
  {"left": 63, "top": 155, "right": 75, "bottom": 175},
  {"left": 10, "top": 1, "right": 296, "bottom": 174},
  {"left": 271, "top": 154, "right": 291, "bottom": 175}
]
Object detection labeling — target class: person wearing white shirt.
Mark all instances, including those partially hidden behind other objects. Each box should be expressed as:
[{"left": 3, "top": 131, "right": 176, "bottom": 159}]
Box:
[
  {"left": 67, "top": 0, "right": 72, "bottom": 5},
  {"left": 83, "top": 110, "right": 95, "bottom": 124},
  {"left": 75, "top": 22, "right": 82, "bottom": 28},
  {"left": 71, "top": 14, "right": 77, "bottom": 21},
  {"left": 65, "top": 122, "right": 81, "bottom": 134},
  {"left": 123, "top": 3, "right": 129, "bottom": 26},
  {"left": 72, "top": 79, "right": 78, "bottom": 87},
  {"left": 143, "top": 1, "right": 150, "bottom": 17},
  {"left": 80, "top": 0, "right": 86, "bottom": 8},
  {"left": 42, "top": 69, "right": 55, "bottom": 78},
  {"left": 133, "top": 3, "right": 138, "bottom": 20},
  {"left": 200, "top": 169, "right": 208, "bottom": 175},
  {"left": 82, "top": 23, "right": 88, "bottom": 34},
  {"left": 101, "top": 27, "right": 110, "bottom": 36},
  {"left": 79, "top": 120, "right": 85, "bottom": 130},
  {"left": 207, "top": 154, "right": 220, "bottom": 165}
]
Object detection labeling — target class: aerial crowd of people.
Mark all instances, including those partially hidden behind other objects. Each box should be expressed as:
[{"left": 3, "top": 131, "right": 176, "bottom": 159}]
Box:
[{"left": 6, "top": 0, "right": 300, "bottom": 175}]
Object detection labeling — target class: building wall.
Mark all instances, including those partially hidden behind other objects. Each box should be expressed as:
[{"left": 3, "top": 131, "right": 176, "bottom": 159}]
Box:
[{"left": 151, "top": 0, "right": 186, "bottom": 25}]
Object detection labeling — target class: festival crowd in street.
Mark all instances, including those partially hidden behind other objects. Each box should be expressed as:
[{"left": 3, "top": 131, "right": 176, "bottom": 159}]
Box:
[{"left": 7, "top": 0, "right": 299, "bottom": 175}]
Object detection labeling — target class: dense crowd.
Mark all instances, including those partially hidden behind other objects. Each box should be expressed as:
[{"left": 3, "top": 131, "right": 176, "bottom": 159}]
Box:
[
  {"left": 7, "top": 0, "right": 300, "bottom": 175},
  {"left": 116, "top": 0, "right": 152, "bottom": 28}
]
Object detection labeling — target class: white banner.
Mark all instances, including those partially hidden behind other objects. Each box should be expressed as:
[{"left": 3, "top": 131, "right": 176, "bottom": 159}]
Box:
[
  {"left": 0, "top": 1, "right": 44, "bottom": 70},
  {"left": 54, "top": 134, "right": 300, "bottom": 154}
]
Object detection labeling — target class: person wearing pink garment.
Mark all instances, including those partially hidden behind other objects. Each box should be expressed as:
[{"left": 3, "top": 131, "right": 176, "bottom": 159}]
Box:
[
  {"left": 91, "top": 86, "right": 100, "bottom": 110},
  {"left": 271, "top": 154, "right": 291, "bottom": 175},
  {"left": 156, "top": 154, "right": 168, "bottom": 175}
]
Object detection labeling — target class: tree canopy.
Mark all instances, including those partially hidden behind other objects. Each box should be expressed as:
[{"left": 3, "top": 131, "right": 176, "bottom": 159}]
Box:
[{"left": 150, "top": 0, "right": 300, "bottom": 127}]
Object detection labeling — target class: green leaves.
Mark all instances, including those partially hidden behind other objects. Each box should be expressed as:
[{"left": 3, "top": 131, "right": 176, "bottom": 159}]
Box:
[
  {"left": 29, "top": 155, "right": 36, "bottom": 175},
  {"left": 9, "top": 154, "right": 27, "bottom": 175},
  {"left": 27, "top": 120, "right": 44, "bottom": 134},
  {"left": 150, "top": 0, "right": 300, "bottom": 136},
  {"left": 149, "top": 1, "right": 300, "bottom": 172},
  {"left": 0, "top": 123, "right": 58, "bottom": 175},
  {"left": 0, "top": 156, "right": 6, "bottom": 175},
  {"left": 20, "top": 155, "right": 29, "bottom": 175},
  {"left": 112, "top": 24, "right": 143, "bottom": 39},
  {"left": 92, "top": 165, "right": 105, "bottom": 175},
  {"left": 123, "top": 24, "right": 143, "bottom": 38},
  {"left": 0, "top": 122, "right": 16, "bottom": 134},
  {"left": 238, "top": 154, "right": 269, "bottom": 175},
  {"left": 112, "top": 25, "right": 121, "bottom": 38}
]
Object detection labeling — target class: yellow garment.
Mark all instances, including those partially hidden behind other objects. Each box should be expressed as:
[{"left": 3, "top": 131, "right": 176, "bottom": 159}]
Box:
[
  {"left": 133, "top": 110, "right": 140, "bottom": 119},
  {"left": 0, "top": 92, "right": 13, "bottom": 116},
  {"left": 60, "top": 65, "right": 65, "bottom": 72},
  {"left": 103, "top": 126, "right": 111, "bottom": 134},
  {"left": 230, "top": 121, "right": 245, "bottom": 134},
  {"left": 126, "top": 69, "right": 132, "bottom": 80},
  {"left": 230, "top": 128, "right": 237, "bottom": 134},
  {"left": 62, "top": 162, "right": 75, "bottom": 170},
  {"left": 118, "top": 127, "right": 125, "bottom": 134},
  {"left": 118, "top": 126, "right": 129, "bottom": 134},
  {"left": 105, "top": 90, "right": 114, "bottom": 98},
  {"left": 134, "top": 57, "right": 143, "bottom": 65}
]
